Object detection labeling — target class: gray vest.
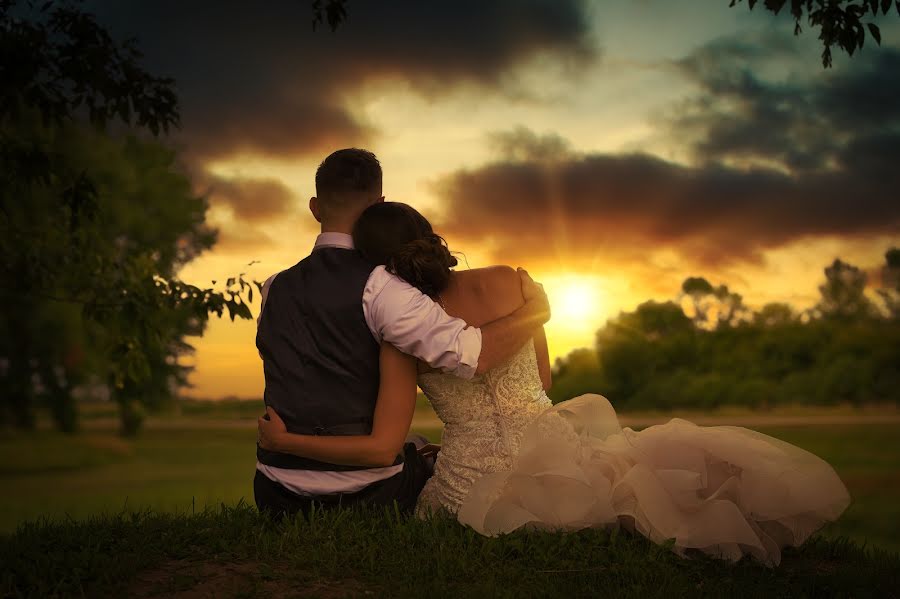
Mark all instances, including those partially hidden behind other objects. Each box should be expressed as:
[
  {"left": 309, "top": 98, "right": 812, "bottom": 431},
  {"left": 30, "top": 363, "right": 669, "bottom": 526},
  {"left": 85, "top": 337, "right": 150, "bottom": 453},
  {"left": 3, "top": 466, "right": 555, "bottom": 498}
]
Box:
[{"left": 256, "top": 247, "right": 395, "bottom": 471}]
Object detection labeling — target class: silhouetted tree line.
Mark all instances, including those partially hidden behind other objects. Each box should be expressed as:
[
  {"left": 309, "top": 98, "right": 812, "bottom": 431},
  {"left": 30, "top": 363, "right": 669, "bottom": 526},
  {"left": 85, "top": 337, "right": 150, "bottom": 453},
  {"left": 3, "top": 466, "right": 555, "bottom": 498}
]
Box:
[
  {"left": 1, "top": 1, "right": 255, "bottom": 435},
  {"left": 550, "top": 250, "right": 900, "bottom": 410}
]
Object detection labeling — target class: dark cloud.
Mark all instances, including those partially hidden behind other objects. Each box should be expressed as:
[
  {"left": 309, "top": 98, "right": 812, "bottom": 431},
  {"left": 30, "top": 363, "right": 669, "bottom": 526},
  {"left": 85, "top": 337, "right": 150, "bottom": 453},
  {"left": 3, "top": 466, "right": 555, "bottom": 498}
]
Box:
[
  {"left": 204, "top": 176, "right": 298, "bottom": 222},
  {"left": 212, "top": 225, "right": 277, "bottom": 256},
  {"left": 91, "top": 0, "right": 596, "bottom": 161},
  {"left": 487, "top": 126, "right": 572, "bottom": 161},
  {"left": 432, "top": 150, "right": 892, "bottom": 267},
  {"left": 671, "top": 34, "right": 900, "bottom": 174}
]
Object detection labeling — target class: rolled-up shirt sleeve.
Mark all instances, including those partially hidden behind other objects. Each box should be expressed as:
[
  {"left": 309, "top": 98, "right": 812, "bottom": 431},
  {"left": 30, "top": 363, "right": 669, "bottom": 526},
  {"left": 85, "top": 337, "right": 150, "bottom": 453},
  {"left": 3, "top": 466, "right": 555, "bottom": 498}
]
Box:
[{"left": 363, "top": 266, "right": 482, "bottom": 379}]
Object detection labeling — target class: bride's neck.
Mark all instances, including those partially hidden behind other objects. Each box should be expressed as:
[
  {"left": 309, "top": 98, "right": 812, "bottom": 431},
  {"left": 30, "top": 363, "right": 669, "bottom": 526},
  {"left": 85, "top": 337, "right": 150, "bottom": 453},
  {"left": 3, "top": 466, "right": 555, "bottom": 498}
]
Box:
[{"left": 432, "top": 271, "right": 458, "bottom": 305}]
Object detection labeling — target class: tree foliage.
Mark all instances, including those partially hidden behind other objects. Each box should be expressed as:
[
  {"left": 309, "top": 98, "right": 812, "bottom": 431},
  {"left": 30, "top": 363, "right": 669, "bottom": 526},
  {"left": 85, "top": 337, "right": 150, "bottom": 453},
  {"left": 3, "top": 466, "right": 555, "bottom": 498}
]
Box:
[
  {"left": 1, "top": 1, "right": 256, "bottom": 434},
  {"left": 311, "top": 0, "right": 348, "bottom": 31},
  {"left": 729, "top": 0, "right": 899, "bottom": 67},
  {"left": 551, "top": 250, "right": 900, "bottom": 410}
]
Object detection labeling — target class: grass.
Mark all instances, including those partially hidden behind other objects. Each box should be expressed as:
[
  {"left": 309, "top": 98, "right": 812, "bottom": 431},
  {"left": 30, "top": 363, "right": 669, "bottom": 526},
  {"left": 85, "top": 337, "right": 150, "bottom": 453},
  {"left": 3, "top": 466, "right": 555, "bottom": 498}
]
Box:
[
  {"left": 2, "top": 504, "right": 899, "bottom": 598},
  {"left": 1, "top": 410, "right": 899, "bottom": 597},
  {"left": 3, "top": 420, "right": 897, "bottom": 551},
  {"left": 76, "top": 395, "right": 439, "bottom": 422}
]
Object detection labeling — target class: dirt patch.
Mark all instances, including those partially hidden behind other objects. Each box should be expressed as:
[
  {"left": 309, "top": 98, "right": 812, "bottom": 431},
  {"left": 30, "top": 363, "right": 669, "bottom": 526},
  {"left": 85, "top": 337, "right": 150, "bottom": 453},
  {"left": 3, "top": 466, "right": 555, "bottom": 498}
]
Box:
[{"left": 130, "top": 558, "right": 371, "bottom": 599}]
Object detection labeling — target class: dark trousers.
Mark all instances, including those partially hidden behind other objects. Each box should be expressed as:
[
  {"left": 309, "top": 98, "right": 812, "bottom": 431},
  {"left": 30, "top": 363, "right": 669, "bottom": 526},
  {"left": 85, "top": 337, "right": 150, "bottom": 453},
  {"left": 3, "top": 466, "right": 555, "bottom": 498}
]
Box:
[{"left": 254, "top": 442, "right": 433, "bottom": 519}]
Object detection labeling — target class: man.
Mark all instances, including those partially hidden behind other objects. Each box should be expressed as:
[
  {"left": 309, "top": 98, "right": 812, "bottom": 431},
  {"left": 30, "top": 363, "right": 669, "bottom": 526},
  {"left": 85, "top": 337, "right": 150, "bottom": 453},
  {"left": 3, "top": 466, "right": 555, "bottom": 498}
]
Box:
[{"left": 254, "top": 148, "right": 550, "bottom": 516}]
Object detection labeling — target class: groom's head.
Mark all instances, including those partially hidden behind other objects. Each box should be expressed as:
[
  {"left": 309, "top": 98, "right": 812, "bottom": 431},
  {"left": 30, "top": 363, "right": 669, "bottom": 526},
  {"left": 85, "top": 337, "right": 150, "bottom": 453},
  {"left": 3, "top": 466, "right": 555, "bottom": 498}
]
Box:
[{"left": 310, "top": 148, "right": 384, "bottom": 233}]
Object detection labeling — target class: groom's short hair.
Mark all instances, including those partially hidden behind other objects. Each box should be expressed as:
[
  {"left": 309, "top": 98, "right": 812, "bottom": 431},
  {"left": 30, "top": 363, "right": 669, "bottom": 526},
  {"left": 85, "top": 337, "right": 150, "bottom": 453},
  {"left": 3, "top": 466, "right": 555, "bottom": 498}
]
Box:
[{"left": 315, "top": 148, "right": 382, "bottom": 199}]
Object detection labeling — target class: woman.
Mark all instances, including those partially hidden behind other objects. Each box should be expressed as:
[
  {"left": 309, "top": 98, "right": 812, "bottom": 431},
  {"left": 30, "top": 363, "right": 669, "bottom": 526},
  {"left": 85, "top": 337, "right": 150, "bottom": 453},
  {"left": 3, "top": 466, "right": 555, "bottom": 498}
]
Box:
[{"left": 258, "top": 202, "right": 850, "bottom": 566}]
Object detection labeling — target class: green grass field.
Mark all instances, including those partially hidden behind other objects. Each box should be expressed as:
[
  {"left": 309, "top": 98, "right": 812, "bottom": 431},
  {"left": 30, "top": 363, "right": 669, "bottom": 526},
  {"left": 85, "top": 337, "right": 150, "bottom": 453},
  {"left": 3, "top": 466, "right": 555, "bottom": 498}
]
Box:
[{"left": 1, "top": 408, "right": 899, "bottom": 597}]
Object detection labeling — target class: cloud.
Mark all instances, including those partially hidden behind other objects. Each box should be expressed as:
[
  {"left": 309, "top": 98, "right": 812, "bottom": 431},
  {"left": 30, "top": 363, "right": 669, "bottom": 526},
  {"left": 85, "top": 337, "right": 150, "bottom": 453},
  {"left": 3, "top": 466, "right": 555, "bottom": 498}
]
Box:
[
  {"left": 428, "top": 37, "right": 900, "bottom": 270},
  {"left": 204, "top": 175, "right": 298, "bottom": 222},
  {"left": 92, "top": 0, "right": 596, "bottom": 161},
  {"left": 431, "top": 134, "right": 900, "bottom": 268},
  {"left": 487, "top": 126, "right": 572, "bottom": 162},
  {"left": 670, "top": 34, "right": 900, "bottom": 174}
]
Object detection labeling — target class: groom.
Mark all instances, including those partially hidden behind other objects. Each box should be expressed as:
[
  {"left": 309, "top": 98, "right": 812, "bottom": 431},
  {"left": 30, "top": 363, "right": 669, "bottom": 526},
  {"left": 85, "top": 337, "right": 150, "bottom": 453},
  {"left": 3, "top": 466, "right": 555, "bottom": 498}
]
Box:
[{"left": 253, "top": 148, "right": 550, "bottom": 517}]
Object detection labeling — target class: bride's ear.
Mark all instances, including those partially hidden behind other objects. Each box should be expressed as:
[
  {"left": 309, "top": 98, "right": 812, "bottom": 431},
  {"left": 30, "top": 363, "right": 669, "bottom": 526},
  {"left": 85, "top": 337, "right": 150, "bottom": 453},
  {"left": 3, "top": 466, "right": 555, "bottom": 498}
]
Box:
[{"left": 309, "top": 196, "right": 322, "bottom": 223}]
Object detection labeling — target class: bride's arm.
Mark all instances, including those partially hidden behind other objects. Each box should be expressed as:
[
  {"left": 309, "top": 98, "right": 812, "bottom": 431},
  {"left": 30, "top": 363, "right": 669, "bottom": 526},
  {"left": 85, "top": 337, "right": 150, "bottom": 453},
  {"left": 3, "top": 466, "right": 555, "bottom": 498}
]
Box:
[
  {"left": 515, "top": 269, "right": 551, "bottom": 391},
  {"left": 534, "top": 326, "right": 552, "bottom": 391},
  {"left": 257, "top": 343, "right": 418, "bottom": 468}
]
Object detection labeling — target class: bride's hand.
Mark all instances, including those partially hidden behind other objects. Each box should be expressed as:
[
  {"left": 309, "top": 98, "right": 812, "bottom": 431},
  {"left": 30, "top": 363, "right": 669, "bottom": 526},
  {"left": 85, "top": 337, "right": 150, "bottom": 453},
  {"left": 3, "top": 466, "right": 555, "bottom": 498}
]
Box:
[{"left": 257, "top": 406, "right": 287, "bottom": 451}]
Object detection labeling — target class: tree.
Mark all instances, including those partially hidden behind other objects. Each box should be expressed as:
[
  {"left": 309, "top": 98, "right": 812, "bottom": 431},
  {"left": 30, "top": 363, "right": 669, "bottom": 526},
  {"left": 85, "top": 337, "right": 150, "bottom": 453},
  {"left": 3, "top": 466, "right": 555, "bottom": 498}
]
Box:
[
  {"left": 877, "top": 247, "right": 900, "bottom": 319},
  {"left": 548, "top": 348, "right": 602, "bottom": 404},
  {"left": 815, "top": 258, "right": 876, "bottom": 320},
  {"left": 1, "top": 1, "right": 255, "bottom": 434},
  {"left": 593, "top": 301, "right": 696, "bottom": 404},
  {"left": 729, "top": 0, "right": 899, "bottom": 67},
  {"left": 679, "top": 277, "right": 750, "bottom": 330},
  {"left": 754, "top": 302, "right": 797, "bottom": 327},
  {"left": 311, "top": 0, "right": 348, "bottom": 31}
]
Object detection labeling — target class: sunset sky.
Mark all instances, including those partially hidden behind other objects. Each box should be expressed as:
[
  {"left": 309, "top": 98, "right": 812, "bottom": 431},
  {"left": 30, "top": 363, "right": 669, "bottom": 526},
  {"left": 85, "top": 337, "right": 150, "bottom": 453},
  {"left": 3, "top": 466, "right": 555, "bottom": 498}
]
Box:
[{"left": 92, "top": 1, "right": 900, "bottom": 399}]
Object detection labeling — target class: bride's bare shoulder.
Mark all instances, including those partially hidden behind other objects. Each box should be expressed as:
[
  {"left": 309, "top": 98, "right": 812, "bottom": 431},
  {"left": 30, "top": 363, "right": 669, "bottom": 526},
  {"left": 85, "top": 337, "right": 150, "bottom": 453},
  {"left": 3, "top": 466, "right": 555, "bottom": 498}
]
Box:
[{"left": 457, "top": 266, "right": 524, "bottom": 305}]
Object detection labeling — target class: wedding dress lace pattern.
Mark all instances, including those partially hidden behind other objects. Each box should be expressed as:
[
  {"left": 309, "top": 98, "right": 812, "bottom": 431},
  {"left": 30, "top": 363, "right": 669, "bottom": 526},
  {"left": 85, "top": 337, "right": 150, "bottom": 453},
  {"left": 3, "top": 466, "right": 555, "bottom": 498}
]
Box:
[
  {"left": 418, "top": 341, "right": 851, "bottom": 566},
  {"left": 416, "top": 341, "right": 553, "bottom": 516}
]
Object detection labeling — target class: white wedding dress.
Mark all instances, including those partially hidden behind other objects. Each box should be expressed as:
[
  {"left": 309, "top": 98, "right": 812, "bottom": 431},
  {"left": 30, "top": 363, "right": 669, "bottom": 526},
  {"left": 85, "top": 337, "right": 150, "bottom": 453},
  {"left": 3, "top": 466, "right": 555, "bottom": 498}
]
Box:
[{"left": 415, "top": 340, "right": 851, "bottom": 565}]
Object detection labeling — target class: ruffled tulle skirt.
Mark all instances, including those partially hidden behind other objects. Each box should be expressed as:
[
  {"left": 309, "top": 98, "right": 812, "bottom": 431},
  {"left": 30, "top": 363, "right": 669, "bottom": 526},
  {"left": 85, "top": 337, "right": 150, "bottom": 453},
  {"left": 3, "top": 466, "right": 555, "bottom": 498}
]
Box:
[{"left": 457, "top": 394, "right": 850, "bottom": 565}]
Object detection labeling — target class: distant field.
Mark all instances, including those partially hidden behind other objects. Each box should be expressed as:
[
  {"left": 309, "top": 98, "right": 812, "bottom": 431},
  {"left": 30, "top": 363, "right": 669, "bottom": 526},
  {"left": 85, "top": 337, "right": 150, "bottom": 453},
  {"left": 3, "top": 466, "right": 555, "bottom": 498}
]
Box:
[{"left": 2, "top": 405, "right": 899, "bottom": 553}]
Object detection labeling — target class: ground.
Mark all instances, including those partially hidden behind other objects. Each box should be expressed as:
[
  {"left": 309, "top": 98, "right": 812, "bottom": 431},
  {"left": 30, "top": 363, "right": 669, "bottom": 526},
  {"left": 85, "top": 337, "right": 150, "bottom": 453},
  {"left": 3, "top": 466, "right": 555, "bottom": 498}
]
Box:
[{"left": 1, "top": 401, "right": 899, "bottom": 597}]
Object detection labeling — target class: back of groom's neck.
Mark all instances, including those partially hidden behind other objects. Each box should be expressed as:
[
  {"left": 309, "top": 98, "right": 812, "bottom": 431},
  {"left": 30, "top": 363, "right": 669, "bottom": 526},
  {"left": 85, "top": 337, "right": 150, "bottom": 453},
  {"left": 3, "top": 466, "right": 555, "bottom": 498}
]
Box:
[{"left": 320, "top": 223, "right": 354, "bottom": 235}]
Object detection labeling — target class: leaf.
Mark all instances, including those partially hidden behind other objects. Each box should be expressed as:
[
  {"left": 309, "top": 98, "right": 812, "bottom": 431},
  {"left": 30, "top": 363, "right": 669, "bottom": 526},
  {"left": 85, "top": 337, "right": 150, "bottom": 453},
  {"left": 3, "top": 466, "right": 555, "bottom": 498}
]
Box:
[
  {"left": 868, "top": 22, "right": 882, "bottom": 45},
  {"left": 822, "top": 45, "right": 833, "bottom": 68},
  {"left": 236, "top": 302, "right": 253, "bottom": 320},
  {"left": 764, "top": 0, "right": 788, "bottom": 14}
]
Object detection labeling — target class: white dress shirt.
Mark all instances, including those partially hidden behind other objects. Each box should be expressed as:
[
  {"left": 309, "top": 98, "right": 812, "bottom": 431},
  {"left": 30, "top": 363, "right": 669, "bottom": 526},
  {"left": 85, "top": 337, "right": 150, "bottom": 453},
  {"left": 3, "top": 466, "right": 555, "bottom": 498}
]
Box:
[{"left": 256, "top": 232, "right": 482, "bottom": 495}]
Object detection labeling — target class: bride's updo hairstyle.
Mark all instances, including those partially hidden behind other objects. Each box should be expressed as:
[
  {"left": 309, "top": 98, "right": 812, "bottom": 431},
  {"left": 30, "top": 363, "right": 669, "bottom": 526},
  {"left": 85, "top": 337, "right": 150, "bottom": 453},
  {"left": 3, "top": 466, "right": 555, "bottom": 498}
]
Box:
[{"left": 353, "top": 202, "right": 458, "bottom": 297}]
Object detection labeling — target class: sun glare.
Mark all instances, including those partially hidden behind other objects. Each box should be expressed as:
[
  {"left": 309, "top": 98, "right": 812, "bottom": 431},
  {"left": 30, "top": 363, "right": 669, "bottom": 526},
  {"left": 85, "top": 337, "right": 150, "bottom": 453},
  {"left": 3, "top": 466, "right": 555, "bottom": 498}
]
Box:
[
  {"left": 558, "top": 283, "right": 594, "bottom": 320},
  {"left": 545, "top": 275, "right": 603, "bottom": 328}
]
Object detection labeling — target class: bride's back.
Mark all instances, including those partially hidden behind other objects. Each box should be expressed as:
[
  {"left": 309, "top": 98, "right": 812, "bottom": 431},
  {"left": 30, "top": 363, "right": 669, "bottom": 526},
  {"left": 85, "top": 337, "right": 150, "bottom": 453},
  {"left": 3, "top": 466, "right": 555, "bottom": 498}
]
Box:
[
  {"left": 439, "top": 266, "right": 526, "bottom": 327},
  {"left": 415, "top": 266, "right": 553, "bottom": 515}
]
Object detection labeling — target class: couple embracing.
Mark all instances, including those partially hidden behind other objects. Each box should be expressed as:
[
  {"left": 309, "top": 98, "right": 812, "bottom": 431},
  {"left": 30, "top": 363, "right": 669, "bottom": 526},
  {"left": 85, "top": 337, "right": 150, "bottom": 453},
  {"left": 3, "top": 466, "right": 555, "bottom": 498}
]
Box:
[{"left": 254, "top": 148, "right": 849, "bottom": 566}]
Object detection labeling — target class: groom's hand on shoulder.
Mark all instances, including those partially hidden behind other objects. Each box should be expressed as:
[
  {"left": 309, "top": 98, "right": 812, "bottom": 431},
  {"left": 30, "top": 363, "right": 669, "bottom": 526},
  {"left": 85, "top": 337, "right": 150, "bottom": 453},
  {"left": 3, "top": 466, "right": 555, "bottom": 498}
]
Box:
[{"left": 518, "top": 268, "right": 551, "bottom": 323}]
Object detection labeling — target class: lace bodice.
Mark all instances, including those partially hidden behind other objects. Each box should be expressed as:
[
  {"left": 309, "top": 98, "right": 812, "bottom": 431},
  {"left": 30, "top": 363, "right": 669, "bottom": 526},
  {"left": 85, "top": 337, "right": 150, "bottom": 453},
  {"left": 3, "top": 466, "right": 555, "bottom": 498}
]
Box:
[{"left": 416, "top": 340, "right": 552, "bottom": 514}]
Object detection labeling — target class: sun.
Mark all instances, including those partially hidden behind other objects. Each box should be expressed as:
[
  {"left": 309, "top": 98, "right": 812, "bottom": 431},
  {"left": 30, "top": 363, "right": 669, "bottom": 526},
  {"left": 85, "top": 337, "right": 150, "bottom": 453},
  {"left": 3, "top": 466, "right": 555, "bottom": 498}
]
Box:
[
  {"left": 558, "top": 282, "right": 594, "bottom": 320},
  {"left": 546, "top": 276, "right": 601, "bottom": 326}
]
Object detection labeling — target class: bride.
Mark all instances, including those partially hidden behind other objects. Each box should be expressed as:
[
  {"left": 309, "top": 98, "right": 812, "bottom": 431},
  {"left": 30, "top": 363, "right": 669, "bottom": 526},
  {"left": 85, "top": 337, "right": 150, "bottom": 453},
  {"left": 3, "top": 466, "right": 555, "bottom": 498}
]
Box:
[{"left": 257, "top": 201, "right": 850, "bottom": 566}]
